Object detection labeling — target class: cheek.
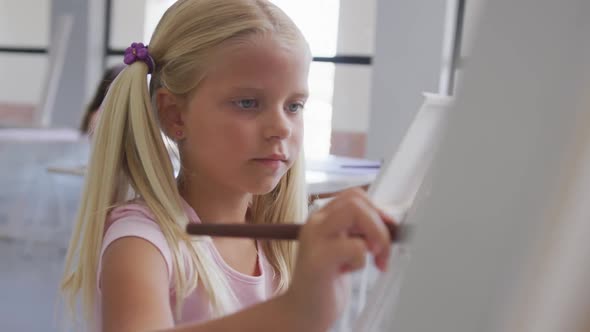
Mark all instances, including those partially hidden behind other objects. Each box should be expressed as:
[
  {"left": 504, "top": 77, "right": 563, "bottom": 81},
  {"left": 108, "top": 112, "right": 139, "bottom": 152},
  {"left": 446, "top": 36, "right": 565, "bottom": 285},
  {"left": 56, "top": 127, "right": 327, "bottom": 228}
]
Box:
[
  {"left": 186, "top": 117, "right": 255, "bottom": 157},
  {"left": 291, "top": 119, "right": 304, "bottom": 150}
]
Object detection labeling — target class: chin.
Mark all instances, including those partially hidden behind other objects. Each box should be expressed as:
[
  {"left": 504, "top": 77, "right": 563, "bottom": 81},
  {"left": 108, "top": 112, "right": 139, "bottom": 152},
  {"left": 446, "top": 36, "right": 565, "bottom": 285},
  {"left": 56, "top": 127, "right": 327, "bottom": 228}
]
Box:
[{"left": 248, "top": 178, "right": 282, "bottom": 195}]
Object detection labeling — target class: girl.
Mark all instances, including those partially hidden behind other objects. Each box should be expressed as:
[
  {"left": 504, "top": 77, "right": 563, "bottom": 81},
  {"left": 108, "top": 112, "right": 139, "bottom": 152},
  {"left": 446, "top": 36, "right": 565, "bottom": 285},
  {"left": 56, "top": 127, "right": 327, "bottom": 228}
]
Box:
[{"left": 61, "top": 0, "right": 394, "bottom": 331}]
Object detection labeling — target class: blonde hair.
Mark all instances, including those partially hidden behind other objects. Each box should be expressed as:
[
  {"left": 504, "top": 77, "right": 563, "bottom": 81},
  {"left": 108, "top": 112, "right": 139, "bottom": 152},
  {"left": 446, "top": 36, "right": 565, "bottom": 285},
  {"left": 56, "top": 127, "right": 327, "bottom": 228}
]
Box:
[{"left": 60, "top": 0, "right": 309, "bottom": 327}]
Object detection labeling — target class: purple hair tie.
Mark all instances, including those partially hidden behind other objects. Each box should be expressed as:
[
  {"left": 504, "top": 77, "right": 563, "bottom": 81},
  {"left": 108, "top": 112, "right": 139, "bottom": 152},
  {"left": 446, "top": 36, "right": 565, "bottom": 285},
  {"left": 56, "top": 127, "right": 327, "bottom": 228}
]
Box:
[{"left": 124, "top": 42, "right": 155, "bottom": 74}]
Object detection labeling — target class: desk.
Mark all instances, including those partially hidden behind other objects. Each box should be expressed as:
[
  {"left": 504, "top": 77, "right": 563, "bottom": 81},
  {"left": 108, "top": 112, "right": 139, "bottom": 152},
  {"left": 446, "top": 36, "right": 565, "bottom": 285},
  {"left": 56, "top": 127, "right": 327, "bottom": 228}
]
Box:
[
  {"left": 0, "top": 127, "right": 81, "bottom": 142},
  {"left": 305, "top": 155, "right": 380, "bottom": 198}
]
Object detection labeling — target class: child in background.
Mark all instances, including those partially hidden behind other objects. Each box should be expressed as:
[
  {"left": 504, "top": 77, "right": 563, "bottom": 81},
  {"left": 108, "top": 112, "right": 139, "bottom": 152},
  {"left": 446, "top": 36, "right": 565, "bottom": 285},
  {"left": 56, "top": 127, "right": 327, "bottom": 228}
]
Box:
[
  {"left": 79, "top": 65, "right": 124, "bottom": 135},
  {"left": 61, "top": 0, "right": 394, "bottom": 331}
]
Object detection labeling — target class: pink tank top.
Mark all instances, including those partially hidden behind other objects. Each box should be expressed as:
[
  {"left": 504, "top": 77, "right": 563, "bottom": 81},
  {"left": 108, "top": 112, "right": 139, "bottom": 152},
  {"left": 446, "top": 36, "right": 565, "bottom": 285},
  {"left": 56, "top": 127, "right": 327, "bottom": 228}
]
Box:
[{"left": 96, "top": 199, "right": 278, "bottom": 327}]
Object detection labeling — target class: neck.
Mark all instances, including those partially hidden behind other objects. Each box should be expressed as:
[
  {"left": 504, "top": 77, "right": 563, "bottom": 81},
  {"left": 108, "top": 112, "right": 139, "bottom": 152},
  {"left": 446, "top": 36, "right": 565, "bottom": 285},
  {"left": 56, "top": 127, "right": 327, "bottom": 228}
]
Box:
[{"left": 177, "top": 171, "right": 251, "bottom": 224}]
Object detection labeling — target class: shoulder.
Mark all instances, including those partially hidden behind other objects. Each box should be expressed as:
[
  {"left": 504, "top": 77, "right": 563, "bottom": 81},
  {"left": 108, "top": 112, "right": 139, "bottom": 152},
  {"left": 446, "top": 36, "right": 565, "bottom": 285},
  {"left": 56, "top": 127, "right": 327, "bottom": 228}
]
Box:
[
  {"left": 100, "top": 236, "right": 175, "bottom": 330},
  {"left": 105, "top": 200, "right": 172, "bottom": 239},
  {"left": 100, "top": 201, "right": 174, "bottom": 285},
  {"left": 107, "top": 200, "right": 157, "bottom": 225}
]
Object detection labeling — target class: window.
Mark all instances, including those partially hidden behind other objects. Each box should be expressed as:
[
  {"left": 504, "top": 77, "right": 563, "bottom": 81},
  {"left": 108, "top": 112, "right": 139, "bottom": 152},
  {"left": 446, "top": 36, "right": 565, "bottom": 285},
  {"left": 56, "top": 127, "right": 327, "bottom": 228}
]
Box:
[{"left": 0, "top": 0, "right": 50, "bottom": 120}]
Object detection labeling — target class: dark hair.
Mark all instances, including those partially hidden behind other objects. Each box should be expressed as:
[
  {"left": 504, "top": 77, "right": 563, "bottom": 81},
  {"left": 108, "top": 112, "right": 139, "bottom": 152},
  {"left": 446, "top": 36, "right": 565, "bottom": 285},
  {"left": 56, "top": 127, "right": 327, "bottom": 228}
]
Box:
[{"left": 79, "top": 65, "right": 125, "bottom": 133}]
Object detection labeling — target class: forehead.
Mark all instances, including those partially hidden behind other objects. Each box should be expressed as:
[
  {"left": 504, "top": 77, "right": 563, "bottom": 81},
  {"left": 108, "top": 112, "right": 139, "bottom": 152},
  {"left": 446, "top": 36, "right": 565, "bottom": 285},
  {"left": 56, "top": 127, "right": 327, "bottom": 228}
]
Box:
[{"left": 201, "top": 34, "right": 311, "bottom": 91}]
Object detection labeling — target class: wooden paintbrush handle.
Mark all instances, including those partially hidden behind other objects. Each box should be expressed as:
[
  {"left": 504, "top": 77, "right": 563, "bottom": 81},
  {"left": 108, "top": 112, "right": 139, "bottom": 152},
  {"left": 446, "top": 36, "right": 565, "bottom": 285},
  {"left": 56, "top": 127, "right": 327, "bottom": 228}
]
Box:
[{"left": 186, "top": 222, "right": 406, "bottom": 242}]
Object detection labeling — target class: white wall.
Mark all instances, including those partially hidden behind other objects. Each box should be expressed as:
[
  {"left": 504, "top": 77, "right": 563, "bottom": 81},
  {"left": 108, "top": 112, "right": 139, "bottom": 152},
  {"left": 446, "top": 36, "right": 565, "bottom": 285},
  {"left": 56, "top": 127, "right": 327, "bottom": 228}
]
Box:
[
  {"left": 0, "top": 0, "right": 50, "bottom": 47},
  {"left": 367, "top": 0, "right": 448, "bottom": 160},
  {"left": 0, "top": 0, "right": 50, "bottom": 105},
  {"left": 335, "top": 0, "right": 376, "bottom": 55},
  {"left": 0, "top": 55, "right": 48, "bottom": 105},
  {"left": 50, "top": 0, "right": 92, "bottom": 127},
  {"left": 332, "top": 65, "right": 373, "bottom": 133},
  {"left": 110, "top": 0, "right": 146, "bottom": 49},
  {"left": 86, "top": 0, "right": 107, "bottom": 101},
  {"left": 331, "top": 0, "right": 376, "bottom": 134},
  {"left": 103, "top": 0, "right": 148, "bottom": 68},
  {"left": 144, "top": 0, "right": 175, "bottom": 42}
]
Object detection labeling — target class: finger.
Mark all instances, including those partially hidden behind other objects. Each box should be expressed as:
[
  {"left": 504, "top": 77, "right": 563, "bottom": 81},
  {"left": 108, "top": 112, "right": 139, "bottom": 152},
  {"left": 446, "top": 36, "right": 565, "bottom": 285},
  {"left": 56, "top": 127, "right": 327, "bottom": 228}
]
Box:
[
  {"left": 318, "top": 188, "right": 358, "bottom": 209},
  {"left": 307, "top": 189, "right": 393, "bottom": 272},
  {"left": 366, "top": 206, "right": 394, "bottom": 271},
  {"left": 344, "top": 190, "right": 396, "bottom": 252},
  {"left": 304, "top": 193, "right": 350, "bottom": 228},
  {"left": 374, "top": 244, "right": 391, "bottom": 272},
  {"left": 306, "top": 194, "right": 355, "bottom": 235},
  {"left": 313, "top": 187, "right": 369, "bottom": 218},
  {"left": 347, "top": 198, "right": 393, "bottom": 269},
  {"left": 327, "top": 238, "right": 368, "bottom": 273},
  {"left": 349, "top": 189, "right": 397, "bottom": 225},
  {"left": 377, "top": 207, "right": 396, "bottom": 225},
  {"left": 320, "top": 196, "right": 390, "bottom": 256},
  {"left": 312, "top": 195, "right": 365, "bottom": 235},
  {"left": 335, "top": 189, "right": 397, "bottom": 228}
]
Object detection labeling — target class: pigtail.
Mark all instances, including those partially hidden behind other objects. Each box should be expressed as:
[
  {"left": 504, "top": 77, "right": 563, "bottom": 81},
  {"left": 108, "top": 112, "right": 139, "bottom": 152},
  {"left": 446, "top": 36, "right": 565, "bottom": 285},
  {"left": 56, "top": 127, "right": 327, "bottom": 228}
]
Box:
[
  {"left": 121, "top": 63, "right": 239, "bottom": 318},
  {"left": 61, "top": 63, "right": 144, "bottom": 327}
]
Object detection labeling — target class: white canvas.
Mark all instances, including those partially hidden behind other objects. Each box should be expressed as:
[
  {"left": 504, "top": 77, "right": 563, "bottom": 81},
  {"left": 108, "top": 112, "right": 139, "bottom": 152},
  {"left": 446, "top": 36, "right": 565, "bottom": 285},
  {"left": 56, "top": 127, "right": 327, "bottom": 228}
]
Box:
[
  {"left": 350, "top": 93, "right": 453, "bottom": 331},
  {"left": 353, "top": 0, "right": 590, "bottom": 331}
]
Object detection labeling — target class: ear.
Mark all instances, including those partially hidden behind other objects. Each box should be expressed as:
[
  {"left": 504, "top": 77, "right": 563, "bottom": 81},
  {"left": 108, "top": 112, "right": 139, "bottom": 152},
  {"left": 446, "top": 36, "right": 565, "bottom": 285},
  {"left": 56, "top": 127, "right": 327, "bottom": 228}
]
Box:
[{"left": 156, "top": 88, "right": 185, "bottom": 140}]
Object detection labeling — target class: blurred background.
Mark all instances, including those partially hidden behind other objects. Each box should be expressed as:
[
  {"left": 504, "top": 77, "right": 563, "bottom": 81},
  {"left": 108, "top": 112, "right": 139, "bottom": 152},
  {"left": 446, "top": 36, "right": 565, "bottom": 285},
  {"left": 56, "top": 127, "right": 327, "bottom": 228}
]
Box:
[{"left": 0, "top": 0, "right": 479, "bottom": 330}]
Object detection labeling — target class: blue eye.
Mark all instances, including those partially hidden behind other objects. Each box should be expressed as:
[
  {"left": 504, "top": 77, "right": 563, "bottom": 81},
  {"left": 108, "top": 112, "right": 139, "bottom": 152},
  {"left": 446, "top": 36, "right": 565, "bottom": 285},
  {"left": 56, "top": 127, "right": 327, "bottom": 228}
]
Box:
[
  {"left": 234, "top": 99, "right": 259, "bottom": 109},
  {"left": 287, "top": 102, "right": 305, "bottom": 113}
]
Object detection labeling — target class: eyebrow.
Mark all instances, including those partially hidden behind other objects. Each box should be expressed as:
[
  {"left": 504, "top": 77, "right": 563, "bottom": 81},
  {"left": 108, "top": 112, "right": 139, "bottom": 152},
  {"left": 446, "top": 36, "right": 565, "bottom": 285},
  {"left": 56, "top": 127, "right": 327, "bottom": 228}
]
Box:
[
  {"left": 291, "top": 92, "right": 309, "bottom": 100},
  {"left": 228, "top": 87, "right": 309, "bottom": 99}
]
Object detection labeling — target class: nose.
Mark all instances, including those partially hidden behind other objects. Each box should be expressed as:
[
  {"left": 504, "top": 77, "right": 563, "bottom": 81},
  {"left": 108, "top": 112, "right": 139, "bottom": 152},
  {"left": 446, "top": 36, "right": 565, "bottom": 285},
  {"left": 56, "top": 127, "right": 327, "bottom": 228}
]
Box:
[{"left": 263, "top": 107, "right": 292, "bottom": 140}]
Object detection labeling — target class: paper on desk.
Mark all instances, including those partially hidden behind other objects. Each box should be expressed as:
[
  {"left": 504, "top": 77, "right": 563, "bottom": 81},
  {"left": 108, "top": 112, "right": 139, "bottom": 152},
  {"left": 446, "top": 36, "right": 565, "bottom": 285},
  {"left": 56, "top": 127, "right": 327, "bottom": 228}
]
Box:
[{"left": 306, "top": 155, "right": 381, "bottom": 175}]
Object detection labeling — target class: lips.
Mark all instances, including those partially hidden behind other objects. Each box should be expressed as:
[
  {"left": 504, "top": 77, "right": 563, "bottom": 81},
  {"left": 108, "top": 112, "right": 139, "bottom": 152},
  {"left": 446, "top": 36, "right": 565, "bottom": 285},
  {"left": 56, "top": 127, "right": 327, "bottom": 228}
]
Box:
[
  {"left": 258, "top": 153, "right": 287, "bottom": 161},
  {"left": 252, "top": 154, "right": 288, "bottom": 170}
]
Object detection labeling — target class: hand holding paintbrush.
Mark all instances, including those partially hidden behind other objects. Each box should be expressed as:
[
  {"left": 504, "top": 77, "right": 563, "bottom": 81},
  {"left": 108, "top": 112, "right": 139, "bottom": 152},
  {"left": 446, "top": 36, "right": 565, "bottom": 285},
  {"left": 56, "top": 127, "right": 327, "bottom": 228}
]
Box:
[{"left": 186, "top": 189, "right": 400, "bottom": 332}]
